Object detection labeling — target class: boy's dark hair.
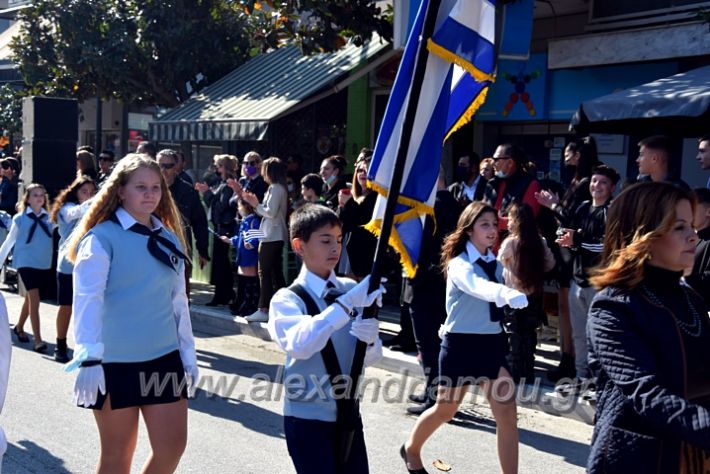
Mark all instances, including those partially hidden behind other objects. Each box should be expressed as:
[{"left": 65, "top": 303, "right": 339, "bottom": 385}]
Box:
[
  {"left": 695, "top": 187, "right": 710, "bottom": 206},
  {"left": 289, "top": 204, "right": 341, "bottom": 242},
  {"left": 699, "top": 135, "right": 710, "bottom": 143},
  {"left": 100, "top": 149, "right": 115, "bottom": 160},
  {"left": 301, "top": 173, "right": 324, "bottom": 196},
  {"left": 638, "top": 135, "right": 671, "bottom": 157},
  {"left": 592, "top": 164, "right": 620, "bottom": 185}
]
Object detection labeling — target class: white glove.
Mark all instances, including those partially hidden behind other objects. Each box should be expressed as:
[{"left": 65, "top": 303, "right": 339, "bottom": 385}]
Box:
[
  {"left": 502, "top": 288, "right": 528, "bottom": 309},
  {"left": 74, "top": 365, "right": 106, "bottom": 408},
  {"left": 438, "top": 324, "right": 446, "bottom": 340},
  {"left": 184, "top": 365, "right": 199, "bottom": 395},
  {"left": 338, "top": 275, "right": 387, "bottom": 311},
  {"left": 349, "top": 316, "right": 379, "bottom": 345}
]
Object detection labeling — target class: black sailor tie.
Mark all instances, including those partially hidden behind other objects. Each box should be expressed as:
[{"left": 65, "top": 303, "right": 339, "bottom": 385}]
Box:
[
  {"left": 126, "top": 221, "right": 188, "bottom": 273},
  {"left": 26, "top": 213, "right": 52, "bottom": 244},
  {"left": 475, "top": 257, "right": 505, "bottom": 323}
]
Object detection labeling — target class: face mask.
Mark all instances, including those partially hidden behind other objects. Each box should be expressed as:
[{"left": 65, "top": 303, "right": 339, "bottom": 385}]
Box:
[
  {"left": 495, "top": 171, "right": 508, "bottom": 179},
  {"left": 324, "top": 175, "right": 336, "bottom": 186},
  {"left": 287, "top": 183, "right": 295, "bottom": 193},
  {"left": 245, "top": 165, "right": 257, "bottom": 176}
]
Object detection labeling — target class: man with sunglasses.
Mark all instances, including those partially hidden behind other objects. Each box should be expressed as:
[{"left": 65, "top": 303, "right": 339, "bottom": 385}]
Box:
[
  {"left": 157, "top": 149, "right": 210, "bottom": 292},
  {"left": 97, "top": 150, "right": 115, "bottom": 187},
  {"left": 484, "top": 143, "right": 541, "bottom": 240}
]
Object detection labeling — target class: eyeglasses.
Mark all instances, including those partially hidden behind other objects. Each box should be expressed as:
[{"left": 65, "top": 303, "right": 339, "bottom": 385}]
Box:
[
  {"left": 159, "top": 163, "right": 176, "bottom": 170},
  {"left": 492, "top": 156, "right": 511, "bottom": 162},
  {"left": 243, "top": 161, "right": 258, "bottom": 166}
]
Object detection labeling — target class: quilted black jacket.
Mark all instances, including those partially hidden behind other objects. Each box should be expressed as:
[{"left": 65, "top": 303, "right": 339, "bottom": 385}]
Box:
[{"left": 587, "top": 283, "right": 710, "bottom": 473}]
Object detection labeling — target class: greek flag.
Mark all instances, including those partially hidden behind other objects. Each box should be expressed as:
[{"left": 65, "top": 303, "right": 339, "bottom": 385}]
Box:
[{"left": 365, "top": 0, "right": 496, "bottom": 277}]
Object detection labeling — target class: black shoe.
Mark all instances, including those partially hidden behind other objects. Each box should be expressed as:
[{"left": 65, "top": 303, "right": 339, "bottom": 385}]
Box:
[
  {"left": 389, "top": 343, "right": 417, "bottom": 353},
  {"left": 12, "top": 326, "right": 29, "bottom": 343},
  {"left": 54, "top": 346, "right": 70, "bottom": 363},
  {"left": 408, "top": 392, "right": 427, "bottom": 404},
  {"left": 406, "top": 402, "right": 434, "bottom": 416},
  {"left": 547, "top": 352, "right": 576, "bottom": 383},
  {"left": 400, "top": 444, "right": 429, "bottom": 474},
  {"left": 228, "top": 303, "right": 241, "bottom": 315}
]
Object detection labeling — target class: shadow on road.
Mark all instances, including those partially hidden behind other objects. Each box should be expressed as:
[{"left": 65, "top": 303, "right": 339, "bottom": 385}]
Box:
[
  {"left": 448, "top": 407, "right": 589, "bottom": 468},
  {"left": 4, "top": 439, "right": 71, "bottom": 473}
]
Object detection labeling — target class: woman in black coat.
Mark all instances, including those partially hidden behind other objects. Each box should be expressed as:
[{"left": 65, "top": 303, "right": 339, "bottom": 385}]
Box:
[
  {"left": 196, "top": 154, "right": 238, "bottom": 306},
  {"left": 587, "top": 182, "right": 710, "bottom": 473}
]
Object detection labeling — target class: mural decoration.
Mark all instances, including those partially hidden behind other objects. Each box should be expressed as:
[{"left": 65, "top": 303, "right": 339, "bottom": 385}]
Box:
[{"left": 501, "top": 68, "right": 541, "bottom": 117}]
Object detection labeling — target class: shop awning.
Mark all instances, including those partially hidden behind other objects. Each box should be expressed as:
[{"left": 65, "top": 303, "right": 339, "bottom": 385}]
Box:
[
  {"left": 570, "top": 65, "right": 710, "bottom": 136},
  {"left": 150, "top": 35, "right": 391, "bottom": 142}
]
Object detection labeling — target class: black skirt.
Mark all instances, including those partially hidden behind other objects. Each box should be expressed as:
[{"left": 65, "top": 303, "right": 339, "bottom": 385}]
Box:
[
  {"left": 56, "top": 272, "right": 73, "bottom": 306},
  {"left": 83, "top": 350, "right": 187, "bottom": 410},
  {"left": 18, "top": 267, "right": 49, "bottom": 291},
  {"left": 438, "top": 332, "right": 510, "bottom": 387}
]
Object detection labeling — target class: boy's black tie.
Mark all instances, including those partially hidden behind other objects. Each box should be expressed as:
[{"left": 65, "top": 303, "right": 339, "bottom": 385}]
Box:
[
  {"left": 475, "top": 257, "right": 504, "bottom": 323},
  {"left": 323, "top": 281, "right": 344, "bottom": 304},
  {"left": 26, "top": 213, "right": 52, "bottom": 243},
  {"left": 128, "top": 222, "right": 188, "bottom": 273}
]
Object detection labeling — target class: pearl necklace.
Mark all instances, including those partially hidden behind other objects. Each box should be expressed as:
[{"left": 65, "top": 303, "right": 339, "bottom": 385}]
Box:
[{"left": 641, "top": 284, "right": 703, "bottom": 338}]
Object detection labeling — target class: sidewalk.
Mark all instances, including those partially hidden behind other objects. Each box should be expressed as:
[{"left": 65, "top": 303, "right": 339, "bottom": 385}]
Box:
[{"left": 190, "top": 282, "right": 596, "bottom": 425}]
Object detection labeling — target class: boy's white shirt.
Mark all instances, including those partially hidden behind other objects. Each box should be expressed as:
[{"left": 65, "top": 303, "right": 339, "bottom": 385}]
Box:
[{"left": 268, "top": 265, "right": 382, "bottom": 366}]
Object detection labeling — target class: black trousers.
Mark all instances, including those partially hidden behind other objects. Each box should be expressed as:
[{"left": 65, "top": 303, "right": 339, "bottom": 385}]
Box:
[
  {"left": 284, "top": 416, "right": 368, "bottom": 474},
  {"left": 505, "top": 292, "right": 544, "bottom": 382},
  {"left": 258, "top": 241, "right": 285, "bottom": 309},
  {"left": 210, "top": 237, "right": 235, "bottom": 303},
  {"left": 409, "top": 273, "right": 447, "bottom": 404}
]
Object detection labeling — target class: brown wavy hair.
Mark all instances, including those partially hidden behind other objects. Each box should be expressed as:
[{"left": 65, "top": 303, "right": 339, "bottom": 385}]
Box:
[
  {"left": 66, "top": 153, "right": 187, "bottom": 263},
  {"left": 18, "top": 183, "right": 48, "bottom": 213},
  {"left": 50, "top": 175, "right": 97, "bottom": 223},
  {"left": 440, "top": 201, "right": 497, "bottom": 276},
  {"left": 506, "top": 203, "right": 546, "bottom": 293},
  {"left": 589, "top": 182, "right": 696, "bottom": 291}
]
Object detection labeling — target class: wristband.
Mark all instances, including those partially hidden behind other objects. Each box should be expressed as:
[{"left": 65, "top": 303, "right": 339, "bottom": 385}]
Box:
[
  {"left": 80, "top": 359, "right": 102, "bottom": 367},
  {"left": 333, "top": 298, "right": 352, "bottom": 315}
]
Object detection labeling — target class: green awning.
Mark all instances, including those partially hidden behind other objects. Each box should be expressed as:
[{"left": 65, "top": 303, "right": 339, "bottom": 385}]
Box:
[{"left": 150, "top": 35, "right": 391, "bottom": 142}]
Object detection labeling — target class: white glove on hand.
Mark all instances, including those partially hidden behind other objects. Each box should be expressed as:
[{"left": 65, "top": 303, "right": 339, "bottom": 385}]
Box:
[
  {"left": 438, "top": 324, "right": 446, "bottom": 340},
  {"left": 74, "top": 365, "right": 106, "bottom": 408},
  {"left": 338, "top": 275, "right": 387, "bottom": 311},
  {"left": 185, "top": 365, "right": 200, "bottom": 393},
  {"left": 349, "top": 316, "right": 379, "bottom": 345},
  {"left": 502, "top": 288, "right": 528, "bottom": 309}
]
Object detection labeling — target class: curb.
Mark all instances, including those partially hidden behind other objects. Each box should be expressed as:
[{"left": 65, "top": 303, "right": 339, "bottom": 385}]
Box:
[{"left": 190, "top": 304, "right": 596, "bottom": 425}]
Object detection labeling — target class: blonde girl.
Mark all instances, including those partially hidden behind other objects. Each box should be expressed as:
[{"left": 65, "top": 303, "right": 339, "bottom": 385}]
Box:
[
  {"left": 402, "top": 202, "right": 527, "bottom": 474},
  {"left": 49, "top": 175, "right": 97, "bottom": 362},
  {"left": 0, "top": 183, "right": 53, "bottom": 352},
  {"left": 64, "top": 154, "right": 197, "bottom": 473}
]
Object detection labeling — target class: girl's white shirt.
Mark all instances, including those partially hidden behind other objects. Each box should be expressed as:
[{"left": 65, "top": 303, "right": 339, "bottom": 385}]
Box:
[{"left": 0, "top": 208, "right": 52, "bottom": 265}]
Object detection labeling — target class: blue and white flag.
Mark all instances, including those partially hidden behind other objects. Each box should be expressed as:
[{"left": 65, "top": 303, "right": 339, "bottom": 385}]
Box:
[{"left": 365, "top": 0, "right": 497, "bottom": 278}]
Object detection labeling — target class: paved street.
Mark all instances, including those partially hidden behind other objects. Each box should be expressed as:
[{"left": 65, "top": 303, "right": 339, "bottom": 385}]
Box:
[{"left": 0, "top": 288, "right": 591, "bottom": 473}]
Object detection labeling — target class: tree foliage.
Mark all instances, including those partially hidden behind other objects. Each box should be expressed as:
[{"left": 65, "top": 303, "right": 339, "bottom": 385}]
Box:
[
  {"left": 10, "top": 0, "right": 392, "bottom": 108},
  {"left": 0, "top": 84, "right": 23, "bottom": 135}
]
